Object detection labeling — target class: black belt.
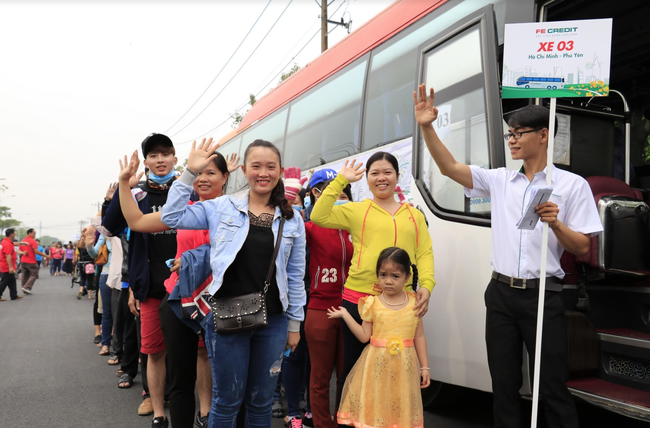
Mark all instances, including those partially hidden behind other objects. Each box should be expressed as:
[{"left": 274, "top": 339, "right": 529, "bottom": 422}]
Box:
[{"left": 491, "top": 272, "right": 563, "bottom": 292}]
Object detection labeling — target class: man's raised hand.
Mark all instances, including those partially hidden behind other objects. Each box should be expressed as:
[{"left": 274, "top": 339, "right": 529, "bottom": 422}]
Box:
[
  {"left": 413, "top": 84, "right": 439, "bottom": 127},
  {"left": 119, "top": 151, "right": 141, "bottom": 184},
  {"left": 187, "top": 138, "right": 219, "bottom": 174}
]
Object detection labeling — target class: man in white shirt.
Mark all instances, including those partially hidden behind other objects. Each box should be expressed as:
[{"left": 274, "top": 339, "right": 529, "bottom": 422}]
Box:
[{"left": 414, "top": 85, "right": 603, "bottom": 428}]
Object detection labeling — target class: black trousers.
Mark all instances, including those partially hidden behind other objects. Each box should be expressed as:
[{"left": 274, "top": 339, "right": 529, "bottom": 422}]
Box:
[
  {"left": 159, "top": 294, "right": 200, "bottom": 428},
  {"left": 485, "top": 278, "right": 579, "bottom": 428},
  {"left": 118, "top": 288, "right": 139, "bottom": 378},
  {"left": 336, "top": 299, "right": 368, "bottom": 424},
  {"left": 0, "top": 272, "right": 18, "bottom": 300}
]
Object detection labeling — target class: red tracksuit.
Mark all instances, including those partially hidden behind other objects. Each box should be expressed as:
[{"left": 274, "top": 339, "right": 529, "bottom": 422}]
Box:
[{"left": 304, "top": 221, "right": 353, "bottom": 428}]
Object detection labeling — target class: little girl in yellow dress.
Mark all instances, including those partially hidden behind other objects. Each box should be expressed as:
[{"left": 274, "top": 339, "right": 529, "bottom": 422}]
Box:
[{"left": 328, "top": 247, "right": 430, "bottom": 428}]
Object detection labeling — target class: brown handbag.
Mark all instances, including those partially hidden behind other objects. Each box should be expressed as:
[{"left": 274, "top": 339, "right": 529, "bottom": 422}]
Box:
[
  {"left": 94, "top": 244, "right": 109, "bottom": 266},
  {"left": 209, "top": 218, "right": 285, "bottom": 334}
]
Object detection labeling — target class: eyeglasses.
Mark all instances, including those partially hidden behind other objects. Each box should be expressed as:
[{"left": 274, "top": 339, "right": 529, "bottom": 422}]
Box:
[
  {"left": 312, "top": 187, "right": 322, "bottom": 195},
  {"left": 503, "top": 129, "right": 541, "bottom": 141}
]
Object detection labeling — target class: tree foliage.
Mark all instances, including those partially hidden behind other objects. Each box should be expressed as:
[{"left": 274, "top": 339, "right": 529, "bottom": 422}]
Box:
[
  {"left": 0, "top": 205, "right": 20, "bottom": 233},
  {"left": 280, "top": 64, "right": 300, "bottom": 82},
  {"left": 230, "top": 94, "right": 258, "bottom": 129}
]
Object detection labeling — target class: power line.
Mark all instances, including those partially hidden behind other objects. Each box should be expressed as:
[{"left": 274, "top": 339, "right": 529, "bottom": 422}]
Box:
[
  {"left": 177, "top": 0, "right": 348, "bottom": 145},
  {"left": 163, "top": 0, "right": 272, "bottom": 135},
  {"left": 170, "top": 0, "right": 294, "bottom": 139}
]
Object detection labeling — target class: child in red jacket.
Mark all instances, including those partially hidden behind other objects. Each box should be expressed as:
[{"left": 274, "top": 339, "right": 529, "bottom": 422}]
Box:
[{"left": 304, "top": 169, "right": 353, "bottom": 428}]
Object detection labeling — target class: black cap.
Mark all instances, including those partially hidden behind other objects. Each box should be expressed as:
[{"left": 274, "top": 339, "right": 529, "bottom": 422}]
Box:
[{"left": 141, "top": 133, "right": 173, "bottom": 157}]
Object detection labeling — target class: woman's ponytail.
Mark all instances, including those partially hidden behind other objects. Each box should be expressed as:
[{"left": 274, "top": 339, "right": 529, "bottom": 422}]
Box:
[{"left": 411, "top": 263, "right": 419, "bottom": 292}]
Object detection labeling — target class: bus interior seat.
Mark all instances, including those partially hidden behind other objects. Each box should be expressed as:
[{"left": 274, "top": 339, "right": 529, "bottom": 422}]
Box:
[{"left": 576, "top": 176, "right": 650, "bottom": 276}]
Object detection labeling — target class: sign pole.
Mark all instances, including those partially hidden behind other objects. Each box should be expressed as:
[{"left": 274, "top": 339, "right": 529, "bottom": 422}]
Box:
[{"left": 530, "top": 97, "right": 556, "bottom": 428}]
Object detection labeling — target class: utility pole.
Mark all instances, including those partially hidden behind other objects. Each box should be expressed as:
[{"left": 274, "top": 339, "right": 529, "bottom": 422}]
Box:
[
  {"left": 39, "top": 220, "right": 42, "bottom": 238},
  {"left": 321, "top": 0, "right": 328, "bottom": 53}
]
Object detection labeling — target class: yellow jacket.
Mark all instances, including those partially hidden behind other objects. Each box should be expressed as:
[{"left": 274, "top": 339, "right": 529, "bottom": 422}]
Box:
[{"left": 310, "top": 175, "right": 435, "bottom": 294}]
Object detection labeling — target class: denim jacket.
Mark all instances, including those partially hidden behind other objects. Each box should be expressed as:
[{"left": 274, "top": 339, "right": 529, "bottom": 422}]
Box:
[{"left": 161, "top": 170, "right": 307, "bottom": 332}]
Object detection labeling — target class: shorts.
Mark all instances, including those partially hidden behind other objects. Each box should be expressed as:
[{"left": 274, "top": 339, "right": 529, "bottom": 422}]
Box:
[{"left": 140, "top": 297, "right": 166, "bottom": 355}]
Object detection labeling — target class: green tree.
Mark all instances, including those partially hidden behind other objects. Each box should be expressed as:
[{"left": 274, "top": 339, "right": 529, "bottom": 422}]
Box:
[
  {"left": 230, "top": 94, "right": 258, "bottom": 129},
  {"left": 280, "top": 64, "right": 300, "bottom": 82},
  {"left": 0, "top": 206, "right": 21, "bottom": 234},
  {"left": 175, "top": 158, "right": 188, "bottom": 173}
]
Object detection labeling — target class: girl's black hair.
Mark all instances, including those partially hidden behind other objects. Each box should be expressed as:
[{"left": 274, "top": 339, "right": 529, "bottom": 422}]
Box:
[
  {"left": 211, "top": 151, "right": 230, "bottom": 192},
  {"left": 243, "top": 139, "right": 294, "bottom": 219},
  {"left": 366, "top": 151, "right": 399, "bottom": 177},
  {"left": 308, "top": 180, "right": 354, "bottom": 206},
  {"left": 376, "top": 247, "right": 418, "bottom": 292}
]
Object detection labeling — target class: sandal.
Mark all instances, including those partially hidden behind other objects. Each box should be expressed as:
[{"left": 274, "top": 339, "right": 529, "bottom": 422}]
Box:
[
  {"left": 99, "top": 347, "right": 110, "bottom": 356},
  {"left": 272, "top": 401, "right": 284, "bottom": 418},
  {"left": 107, "top": 355, "right": 120, "bottom": 365},
  {"left": 118, "top": 373, "right": 133, "bottom": 389}
]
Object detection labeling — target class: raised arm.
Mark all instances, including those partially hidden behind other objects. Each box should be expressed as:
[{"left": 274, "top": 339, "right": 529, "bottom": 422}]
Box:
[
  {"left": 414, "top": 85, "right": 473, "bottom": 189},
  {"left": 161, "top": 139, "right": 217, "bottom": 230},
  {"left": 118, "top": 151, "right": 169, "bottom": 233},
  {"left": 310, "top": 160, "right": 364, "bottom": 230}
]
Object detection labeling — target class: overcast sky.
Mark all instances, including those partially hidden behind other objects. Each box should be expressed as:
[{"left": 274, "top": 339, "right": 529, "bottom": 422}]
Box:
[{"left": 0, "top": 0, "right": 393, "bottom": 240}]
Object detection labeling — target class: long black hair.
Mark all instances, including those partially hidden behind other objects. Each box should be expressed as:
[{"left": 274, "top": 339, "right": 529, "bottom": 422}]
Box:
[
  {"left": 211, "top": 151, "right": 230, "bottom": 192},
  {"left": 376, "top": 247, "right": 418, "bottom": 292},
  {"left": 366, "top": 151, "right": 399, "bottom": 177},
  {"left": 243, "top": 139, "right": 294, "bottom": 219}
]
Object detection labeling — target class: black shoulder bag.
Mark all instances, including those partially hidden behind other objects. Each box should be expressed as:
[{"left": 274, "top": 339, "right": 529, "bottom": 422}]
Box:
[{"left": 209, "top": 217, "right": 285, "bottom": 334}]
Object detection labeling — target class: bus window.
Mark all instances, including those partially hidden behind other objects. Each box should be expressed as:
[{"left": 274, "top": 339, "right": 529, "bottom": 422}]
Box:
[
  {"left": 362, "top": 0, "right": 514, "bottom": 150},
  {"left": 419, "top": 25, "right": 493, "bottom": 217},
  {"left": 284, "top": 58, "right": 367, "bottom": 170}
]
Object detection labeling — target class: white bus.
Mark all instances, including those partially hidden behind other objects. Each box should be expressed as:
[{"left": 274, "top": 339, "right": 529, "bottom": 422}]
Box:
[
  {"left": 516, "top": 76, "right": 565, "bottom": 89},
  {"left": 218, "top": 0, "right": 650, "bottom": 421}
]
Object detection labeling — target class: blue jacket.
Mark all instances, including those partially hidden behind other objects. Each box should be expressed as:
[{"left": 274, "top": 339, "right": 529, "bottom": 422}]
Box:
[
  {"left": 168, "top": 244, "right": 212, "bottom": 334},
  {"left": 101, "top": 185, "right": 152, "bottom": 301},
  {"left": 161, "top": 170, "right": 307, "bottom": 332}
]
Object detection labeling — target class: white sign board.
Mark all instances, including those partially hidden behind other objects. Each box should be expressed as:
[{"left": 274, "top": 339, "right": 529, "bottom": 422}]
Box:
[{"left": 502, "top": 18, "right": 612, "bottom": 99}]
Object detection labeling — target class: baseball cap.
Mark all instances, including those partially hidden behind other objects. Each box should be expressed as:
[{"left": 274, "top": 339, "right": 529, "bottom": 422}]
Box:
[
  {"left": 141, "top": 133, "right": 174, "bottom": 157},
  {"left": 309, "top": 168, "right": 337, "bottom": 187}
]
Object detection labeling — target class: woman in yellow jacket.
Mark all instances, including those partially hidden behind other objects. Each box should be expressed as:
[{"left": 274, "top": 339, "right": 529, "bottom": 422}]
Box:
[{"left": 310, "top": 151, "right": 435, "bottom": 414}]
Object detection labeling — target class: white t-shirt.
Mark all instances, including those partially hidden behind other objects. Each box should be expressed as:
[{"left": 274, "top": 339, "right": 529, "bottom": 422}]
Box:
[{"left": 465, "top": 165, "right": 603, "bottom": 279}]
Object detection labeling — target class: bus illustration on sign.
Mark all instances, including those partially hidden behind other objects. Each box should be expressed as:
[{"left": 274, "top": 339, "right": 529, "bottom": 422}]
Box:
[{"left": 516, "top": 76, "right": 565, "bottom": 89}]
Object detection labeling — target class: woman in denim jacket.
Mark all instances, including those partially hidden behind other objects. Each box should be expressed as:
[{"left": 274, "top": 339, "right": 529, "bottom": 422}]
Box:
[{"left": 162, "top": 138, "right": 307, "bottom": 428}]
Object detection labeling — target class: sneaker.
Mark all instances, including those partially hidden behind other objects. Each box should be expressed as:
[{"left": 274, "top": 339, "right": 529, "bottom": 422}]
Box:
[
  {"left": 21, "top": 288, "right": 32, "bottom": 295},
  {"left": 195, "top": 412, "right": 209, "bottom": 428},
  {"left": 303, "top": 412, "right": 313, "bottom": 427},
  {"left": 93, "top": 335, "right": 102, "bottom": 344},
  {"left": 138, "top": 397, "right": 154, "bottom": 416},
  {"left": 151, "top": 416, "right": 168, "bottom": 428},
  {"left": 285, "top": 416, "right": 303, "bottom": 428}
]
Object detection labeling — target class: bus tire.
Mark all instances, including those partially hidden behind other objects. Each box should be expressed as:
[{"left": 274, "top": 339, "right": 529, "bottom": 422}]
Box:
[
  {"left": 525, "top": 85, "right": 530, "bottom": 89},
  {"left": 421, "top": 380, "right": 464, "bottom": 409},
  {"left": 547, "top": 86, "right": 552, "bottom": 90},
  {"left": 552, "top": 86, "right": 557, "bottom": 90}
]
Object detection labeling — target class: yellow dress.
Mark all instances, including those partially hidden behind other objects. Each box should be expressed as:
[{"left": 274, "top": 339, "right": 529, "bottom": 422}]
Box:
[{"left": 337, "top": 292, "right": 423, "bottom": 428}]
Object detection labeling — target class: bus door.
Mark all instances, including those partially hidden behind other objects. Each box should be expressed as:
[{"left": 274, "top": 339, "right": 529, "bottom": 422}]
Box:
[{"left": 409, "top": 5, "right": 506, "bottom": 397}]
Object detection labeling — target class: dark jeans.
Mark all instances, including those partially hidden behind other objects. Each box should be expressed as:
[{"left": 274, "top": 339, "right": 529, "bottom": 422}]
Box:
[
  {"left": 0, "top": 272, "right": 18, "bottom": 300},
  {"left": 283, "top": 317, "right": 310, "bottom": 417},
  {"left": 485, "top": 278, "right": 578, "bottom": 428},
  {"left": 159, "top": 294, "right": 200, "bottom": 428},
  {"left": 336, "top": 299, "right": 367, "bottom": 421},
  {"left": 204, "top": 313, "right": 288, "bottom": 428},
  {"left": 99, "top": 274, "right": 113, "bottom": 347},
  {"left": 93, "top": 287, "right": 102, "bottom": 326},
  {"left": 111, "top": 288, "right": 124, "bottom": 360},
  {"left": 118, "top": 288, "right": 139, "bottom": 379},
  {"left": 51, "top": 258, "right": 62, "bottom": 273}
]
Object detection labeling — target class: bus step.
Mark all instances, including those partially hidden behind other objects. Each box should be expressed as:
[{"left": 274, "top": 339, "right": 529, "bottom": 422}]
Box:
[{"left": 568, "top": 377, "right": 650, "bottom": 422}]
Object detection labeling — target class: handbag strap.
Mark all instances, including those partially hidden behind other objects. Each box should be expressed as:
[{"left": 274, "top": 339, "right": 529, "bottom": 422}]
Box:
[{"left": 263, "top": 217, "right": 285, "bottom": 295}]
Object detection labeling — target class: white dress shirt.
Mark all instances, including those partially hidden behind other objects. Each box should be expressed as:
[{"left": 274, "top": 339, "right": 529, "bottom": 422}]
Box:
[{"left": 465, "top": 165, "right": 603, "bottom": 279}]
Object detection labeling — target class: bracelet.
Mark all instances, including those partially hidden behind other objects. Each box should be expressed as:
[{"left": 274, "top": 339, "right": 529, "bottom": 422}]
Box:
[
  {"left": 420, "top": 367, "right": 430, "bottom": 371},
  {"left": 185, "top": 167, "right": 199, "bottom": 177}
]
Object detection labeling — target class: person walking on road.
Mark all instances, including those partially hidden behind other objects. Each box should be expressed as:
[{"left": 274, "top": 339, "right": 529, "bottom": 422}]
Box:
[
  {"left": 19, "top": 228, "right": 48, "bottom": 294},
  {"left": 0, "top": 228, "right": 24, "bottom": 301}
]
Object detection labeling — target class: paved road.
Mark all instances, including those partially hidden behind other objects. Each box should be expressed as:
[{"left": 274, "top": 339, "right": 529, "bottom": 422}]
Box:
[{"left": 1, "top": 271, "right": 646, "bottom": 428}]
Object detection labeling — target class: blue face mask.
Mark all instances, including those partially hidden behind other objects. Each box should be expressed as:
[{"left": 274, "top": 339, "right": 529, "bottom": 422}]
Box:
[
  {"left": 292, "top": 205, "right": 303, "bottom": 211},
  {"left": 304, "top": 198, "right": 311, "bottom": 209},
  {"left": 334, "top": 200, "right": 350, "bottom": 206},
  {"left": 149, "top": 170, "right": 176, "bottom": 184}
]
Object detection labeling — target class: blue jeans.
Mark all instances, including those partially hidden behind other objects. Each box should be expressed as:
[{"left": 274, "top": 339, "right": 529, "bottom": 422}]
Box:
[
  {"left": 282, "top": 320, "right": 310, "bottom": 417},
  {"left": 204, "top": 313, "right": 288, "bottom": 428},
  {"left": 98, "top": 273, "right": 113, "bottom": 347}
]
